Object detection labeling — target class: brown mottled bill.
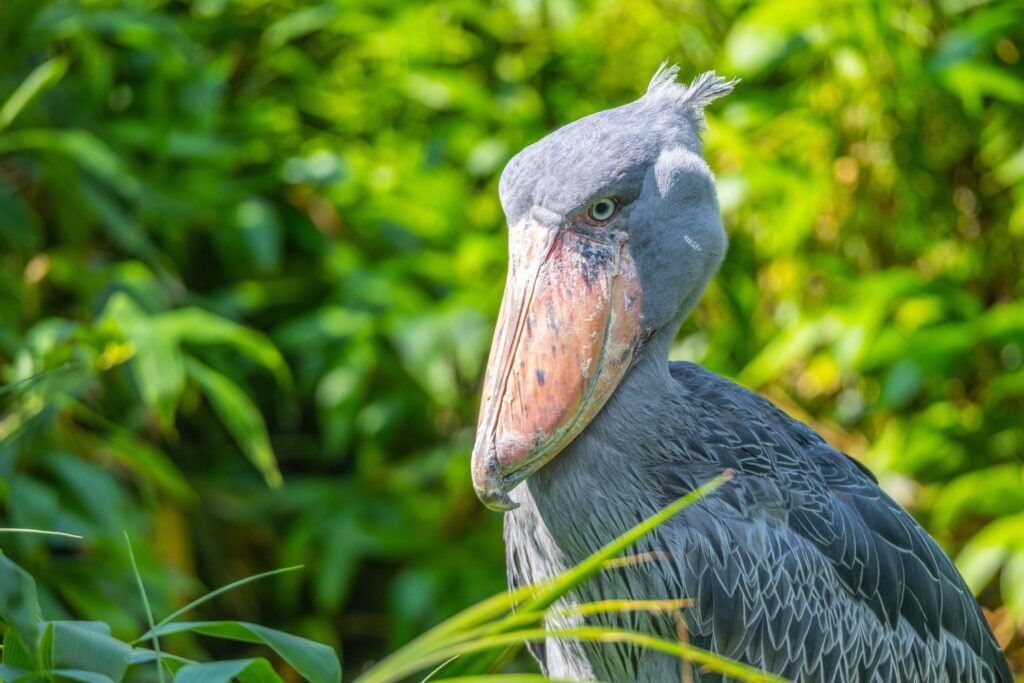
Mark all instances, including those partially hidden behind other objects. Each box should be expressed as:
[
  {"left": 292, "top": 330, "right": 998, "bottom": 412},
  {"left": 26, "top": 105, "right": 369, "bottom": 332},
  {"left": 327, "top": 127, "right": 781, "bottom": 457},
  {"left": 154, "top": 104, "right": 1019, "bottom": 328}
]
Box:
[{"left": 471, "top": 218, "right": 644, "bottom": 510}]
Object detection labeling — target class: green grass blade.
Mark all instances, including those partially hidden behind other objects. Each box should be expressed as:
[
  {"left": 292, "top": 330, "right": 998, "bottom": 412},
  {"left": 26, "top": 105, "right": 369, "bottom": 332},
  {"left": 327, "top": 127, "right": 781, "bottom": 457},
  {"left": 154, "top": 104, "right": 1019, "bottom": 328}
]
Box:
[
  {"left": 124, "top": 533, "right": 165, "bottom": 683},
  {"left": 418, "top": 654, "right": 458, "bottom": 682},
  {"left": 367, "top": 626, "right": 785, "bottom": 683},
  {"left": 551, "top": 598, "right": 692, "bottom": 619},
  {"left": 429, "top": 677, "right": 580, "bottom": 682},
  {"left": 0, "top": 528, "right": 83, "bottom": 540},
  {"left": 544, "top": 627, "right": 787, "bottom": 683},
  {"left": 518, "top": 472, "right": 731, "bottom": 615},
  {"left": 132, "top": 565, "right": 304, "bottom": 644}
]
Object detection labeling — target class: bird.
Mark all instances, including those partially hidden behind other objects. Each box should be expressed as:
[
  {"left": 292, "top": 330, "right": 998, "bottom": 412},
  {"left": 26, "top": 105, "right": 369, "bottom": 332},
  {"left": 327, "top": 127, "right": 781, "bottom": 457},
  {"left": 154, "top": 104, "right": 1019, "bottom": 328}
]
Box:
[{"left": 469, "top": 64, "right": 1013, "bottom": 683}]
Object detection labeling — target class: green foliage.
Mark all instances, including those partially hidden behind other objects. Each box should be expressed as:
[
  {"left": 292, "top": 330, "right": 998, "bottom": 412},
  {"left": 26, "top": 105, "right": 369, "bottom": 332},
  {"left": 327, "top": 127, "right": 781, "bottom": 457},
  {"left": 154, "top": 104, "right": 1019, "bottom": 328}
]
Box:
[
  {"left": 0, "top": 541, "right": 341, "bottom": 683},
  {"left": 0, "top": 0, "right": 1022, "bottom": 677},
  {"left": 0, "top": 479, "right": 778, "bottom": 683}
]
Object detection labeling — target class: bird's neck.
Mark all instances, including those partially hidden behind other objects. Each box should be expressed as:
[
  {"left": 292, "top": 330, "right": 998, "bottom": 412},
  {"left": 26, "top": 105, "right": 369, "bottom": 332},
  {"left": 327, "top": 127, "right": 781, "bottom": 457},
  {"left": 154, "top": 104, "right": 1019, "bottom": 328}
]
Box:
[
  {"left": 589, "top": 323, "right": 686, "bottom": 443},
  {"left": 509, "top": 323, "right": 693, "bottom": 564}
]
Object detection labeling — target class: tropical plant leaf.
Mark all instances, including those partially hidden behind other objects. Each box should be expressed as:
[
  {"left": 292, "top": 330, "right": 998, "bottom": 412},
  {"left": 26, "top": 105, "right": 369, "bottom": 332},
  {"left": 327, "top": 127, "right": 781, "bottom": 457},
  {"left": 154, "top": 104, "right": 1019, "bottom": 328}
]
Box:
[
  {"left": 173, "top": 658, "right": 281, "bottom": 683},
  {"left": 0, "top": 662, "right": 29, "bottom": 681},
  {"left": 0, "top": 555, "right": 42, "bottom": 662},
  {"left": 2, "top": 628, "right": 36, "bottom": 670},
  {"left": 184, "top": 358, "right": 282, "bottom": 488},
  {"left": 148, "top": 622, "right": 340, "bottom": 683},
  {"left": 46, "top": 621, "right": 131, "bottom": 683}
]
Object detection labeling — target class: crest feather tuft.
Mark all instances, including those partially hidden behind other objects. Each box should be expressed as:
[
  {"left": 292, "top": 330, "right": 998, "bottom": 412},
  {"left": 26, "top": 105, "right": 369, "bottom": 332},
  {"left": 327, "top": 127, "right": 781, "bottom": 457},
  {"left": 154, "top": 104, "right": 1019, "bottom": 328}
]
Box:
[
  {"left": 646, "top": 61, "right": 682, "bottom": 94},
  {"left": 646, "top": 61, "right": 738, "bottom": 113}
]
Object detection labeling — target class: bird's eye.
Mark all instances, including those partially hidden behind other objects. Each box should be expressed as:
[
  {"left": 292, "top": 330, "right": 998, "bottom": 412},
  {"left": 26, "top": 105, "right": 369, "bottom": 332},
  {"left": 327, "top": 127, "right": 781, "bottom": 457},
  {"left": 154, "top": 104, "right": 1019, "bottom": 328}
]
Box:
[{"left": 586, "top": 197, "right": 618, "bottom": 223}]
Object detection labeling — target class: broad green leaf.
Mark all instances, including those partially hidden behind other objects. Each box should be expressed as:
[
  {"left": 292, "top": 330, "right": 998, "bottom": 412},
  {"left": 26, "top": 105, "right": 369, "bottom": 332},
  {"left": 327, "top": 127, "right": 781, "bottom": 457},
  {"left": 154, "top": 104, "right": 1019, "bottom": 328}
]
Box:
[
  {"left": 173, "top": 658, "right": 278, "bottom": 683},
  {"left": 3, "top": 628, "right": 36, "bottom": 670},
  {"left": 148, "top": 622, "right": 339, "bottom": 683},
  {"left": 0, "top": 556, "right": 42, "bottom": 661},
  {"left": 235, "top": 658, "right": 283, "bottom": 683},
  {"left": 49, "top": 669, "right": 116, "bottom": 683},
  {"left": 184, "top": 358, "right": 282, "bottom": 487},
  {"left": 48, "top": 621, "right": 131, "bottom": 683},
  {"left": 0, "top": 662, "right": 28, "bottom": 681}
]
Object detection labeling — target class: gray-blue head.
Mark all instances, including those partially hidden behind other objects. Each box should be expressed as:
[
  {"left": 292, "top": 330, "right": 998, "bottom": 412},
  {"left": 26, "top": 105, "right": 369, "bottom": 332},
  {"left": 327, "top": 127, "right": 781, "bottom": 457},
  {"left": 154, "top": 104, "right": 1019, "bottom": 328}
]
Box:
[{"left": 473, "top": 65, "right": 735, "bottom": 510}]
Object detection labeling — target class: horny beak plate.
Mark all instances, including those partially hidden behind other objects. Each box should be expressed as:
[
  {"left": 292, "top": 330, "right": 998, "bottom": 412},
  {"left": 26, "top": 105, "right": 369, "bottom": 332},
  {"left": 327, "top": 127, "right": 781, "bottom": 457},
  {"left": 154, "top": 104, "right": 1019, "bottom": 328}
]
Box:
[{"left": 471, "top": 217, "right": 644, "bottom": 511}]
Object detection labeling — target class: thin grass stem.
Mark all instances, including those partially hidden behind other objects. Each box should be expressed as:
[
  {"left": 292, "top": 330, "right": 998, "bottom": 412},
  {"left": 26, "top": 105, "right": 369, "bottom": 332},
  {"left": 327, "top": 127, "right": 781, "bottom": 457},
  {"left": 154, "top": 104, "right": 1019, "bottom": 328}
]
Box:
[
  {"left": 0, "top": 528, "right": 83, "bottom": 539},
  {"left": 124, "top": 532, "right": 166, "bottom": 683},
  {"left": 132, "top": 564, "right": 304, "bottom": 644}
]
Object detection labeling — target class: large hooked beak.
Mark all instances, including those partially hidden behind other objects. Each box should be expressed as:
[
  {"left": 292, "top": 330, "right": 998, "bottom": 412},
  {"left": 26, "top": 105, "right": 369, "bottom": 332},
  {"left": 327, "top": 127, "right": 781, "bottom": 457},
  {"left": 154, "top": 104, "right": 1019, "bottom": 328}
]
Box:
[{"left": 471, "top": 213, "right": 644, "bottom": 511}]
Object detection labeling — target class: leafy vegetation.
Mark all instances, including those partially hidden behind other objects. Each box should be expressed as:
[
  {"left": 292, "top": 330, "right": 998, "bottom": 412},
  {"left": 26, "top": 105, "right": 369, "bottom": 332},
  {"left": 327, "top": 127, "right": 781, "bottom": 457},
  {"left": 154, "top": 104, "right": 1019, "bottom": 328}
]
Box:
[
  {"left": 0, "top": 0, "right": 1022, "bottom": 679},
  {"left": 1, "top": 477, "right": 782, "bottom": 682}
]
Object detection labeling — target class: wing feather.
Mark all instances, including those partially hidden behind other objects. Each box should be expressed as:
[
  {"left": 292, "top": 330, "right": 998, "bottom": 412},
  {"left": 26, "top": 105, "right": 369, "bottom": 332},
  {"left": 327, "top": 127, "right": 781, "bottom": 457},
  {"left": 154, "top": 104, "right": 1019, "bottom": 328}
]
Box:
[{"left": 663, "top": 361, "right": 1012, "bottom": 682}]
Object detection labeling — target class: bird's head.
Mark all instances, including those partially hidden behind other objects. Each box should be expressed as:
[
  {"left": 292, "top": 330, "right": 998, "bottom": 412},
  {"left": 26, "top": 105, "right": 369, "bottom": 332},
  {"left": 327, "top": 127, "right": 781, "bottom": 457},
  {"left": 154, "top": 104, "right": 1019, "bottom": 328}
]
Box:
[{"left": 472, "top": 65, "right": 735, "bottom": 511}]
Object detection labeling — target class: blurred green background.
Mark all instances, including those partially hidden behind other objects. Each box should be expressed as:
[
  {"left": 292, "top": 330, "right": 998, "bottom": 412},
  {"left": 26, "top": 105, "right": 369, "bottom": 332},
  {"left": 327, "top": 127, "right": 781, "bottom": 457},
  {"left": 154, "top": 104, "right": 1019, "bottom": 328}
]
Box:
[{"left": 1, "top": 0, "right": 1022, "bottom": 678}]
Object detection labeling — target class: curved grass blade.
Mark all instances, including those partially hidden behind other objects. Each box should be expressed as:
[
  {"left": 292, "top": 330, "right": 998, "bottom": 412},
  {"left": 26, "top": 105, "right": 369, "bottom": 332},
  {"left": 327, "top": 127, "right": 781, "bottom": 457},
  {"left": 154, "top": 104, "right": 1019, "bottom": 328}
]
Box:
[
  {"left": 429, "top": 677, "right": 579, "bottom": 682},
  {"left": 133, "top": 565, "right": 304, "bottom": 644},
  {"left": 370, "top": 627, "right": 786, "bottom": 683},
  {"left": 0, "top": 528, "right": 83, "bottom": 540},
  {"left": 517, "top": 472, "right": 731, "bottom": 615}
]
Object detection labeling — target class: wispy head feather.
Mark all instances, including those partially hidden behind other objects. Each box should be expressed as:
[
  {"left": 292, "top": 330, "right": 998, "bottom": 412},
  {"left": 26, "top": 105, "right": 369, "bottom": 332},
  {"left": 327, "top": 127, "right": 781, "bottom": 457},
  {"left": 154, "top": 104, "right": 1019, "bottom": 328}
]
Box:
[{"left": 646, "top": 61, "right": 738, "bottom": 116}]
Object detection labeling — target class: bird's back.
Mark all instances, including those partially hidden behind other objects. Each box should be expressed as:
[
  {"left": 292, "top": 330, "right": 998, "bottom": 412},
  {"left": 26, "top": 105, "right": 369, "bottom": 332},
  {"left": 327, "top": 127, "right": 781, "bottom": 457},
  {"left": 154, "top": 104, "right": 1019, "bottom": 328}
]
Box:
[
  {"left": 505, "top": 362, "right": 1012, "bottom": 682},
  {"left": 654, "top": 362, "right": 1011, "bottom": 682}
]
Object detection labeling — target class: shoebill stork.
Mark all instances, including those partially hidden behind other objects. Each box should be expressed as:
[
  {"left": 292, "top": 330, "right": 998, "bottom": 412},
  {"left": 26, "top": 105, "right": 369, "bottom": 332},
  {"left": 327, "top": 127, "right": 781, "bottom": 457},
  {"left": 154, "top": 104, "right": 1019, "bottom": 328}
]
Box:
[{"left": 470, "top": 64, "right": 1012, "bottom": 682}]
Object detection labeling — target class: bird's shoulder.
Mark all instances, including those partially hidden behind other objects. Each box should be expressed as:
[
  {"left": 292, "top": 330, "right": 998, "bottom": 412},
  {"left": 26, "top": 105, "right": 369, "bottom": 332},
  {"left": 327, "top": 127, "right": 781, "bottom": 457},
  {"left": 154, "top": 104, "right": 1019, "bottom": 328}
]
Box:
[{"left": 668, "top": 360, "right": 874, "bottom": 482}]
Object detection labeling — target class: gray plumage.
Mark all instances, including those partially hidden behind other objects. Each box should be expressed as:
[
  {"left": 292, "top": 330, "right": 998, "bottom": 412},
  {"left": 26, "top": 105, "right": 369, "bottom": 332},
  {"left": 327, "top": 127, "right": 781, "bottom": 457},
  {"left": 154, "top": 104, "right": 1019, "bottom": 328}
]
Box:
[{"left": 493, "top": 66, "right": 1012, "bottom": 682}]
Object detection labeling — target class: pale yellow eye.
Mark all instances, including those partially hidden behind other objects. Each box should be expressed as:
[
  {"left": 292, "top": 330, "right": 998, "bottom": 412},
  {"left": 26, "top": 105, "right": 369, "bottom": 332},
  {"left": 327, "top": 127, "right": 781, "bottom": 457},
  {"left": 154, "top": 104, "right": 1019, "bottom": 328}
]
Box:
[{"left": 587, "top": 197, "right": 618, "bottom": 222}]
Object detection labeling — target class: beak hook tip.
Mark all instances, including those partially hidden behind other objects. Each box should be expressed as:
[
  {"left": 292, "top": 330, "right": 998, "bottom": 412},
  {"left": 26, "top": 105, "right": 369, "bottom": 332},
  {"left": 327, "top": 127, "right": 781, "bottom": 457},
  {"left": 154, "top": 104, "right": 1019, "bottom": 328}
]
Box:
[{"left": 474, "top": 443, "right": 520, "bottom": 512}]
